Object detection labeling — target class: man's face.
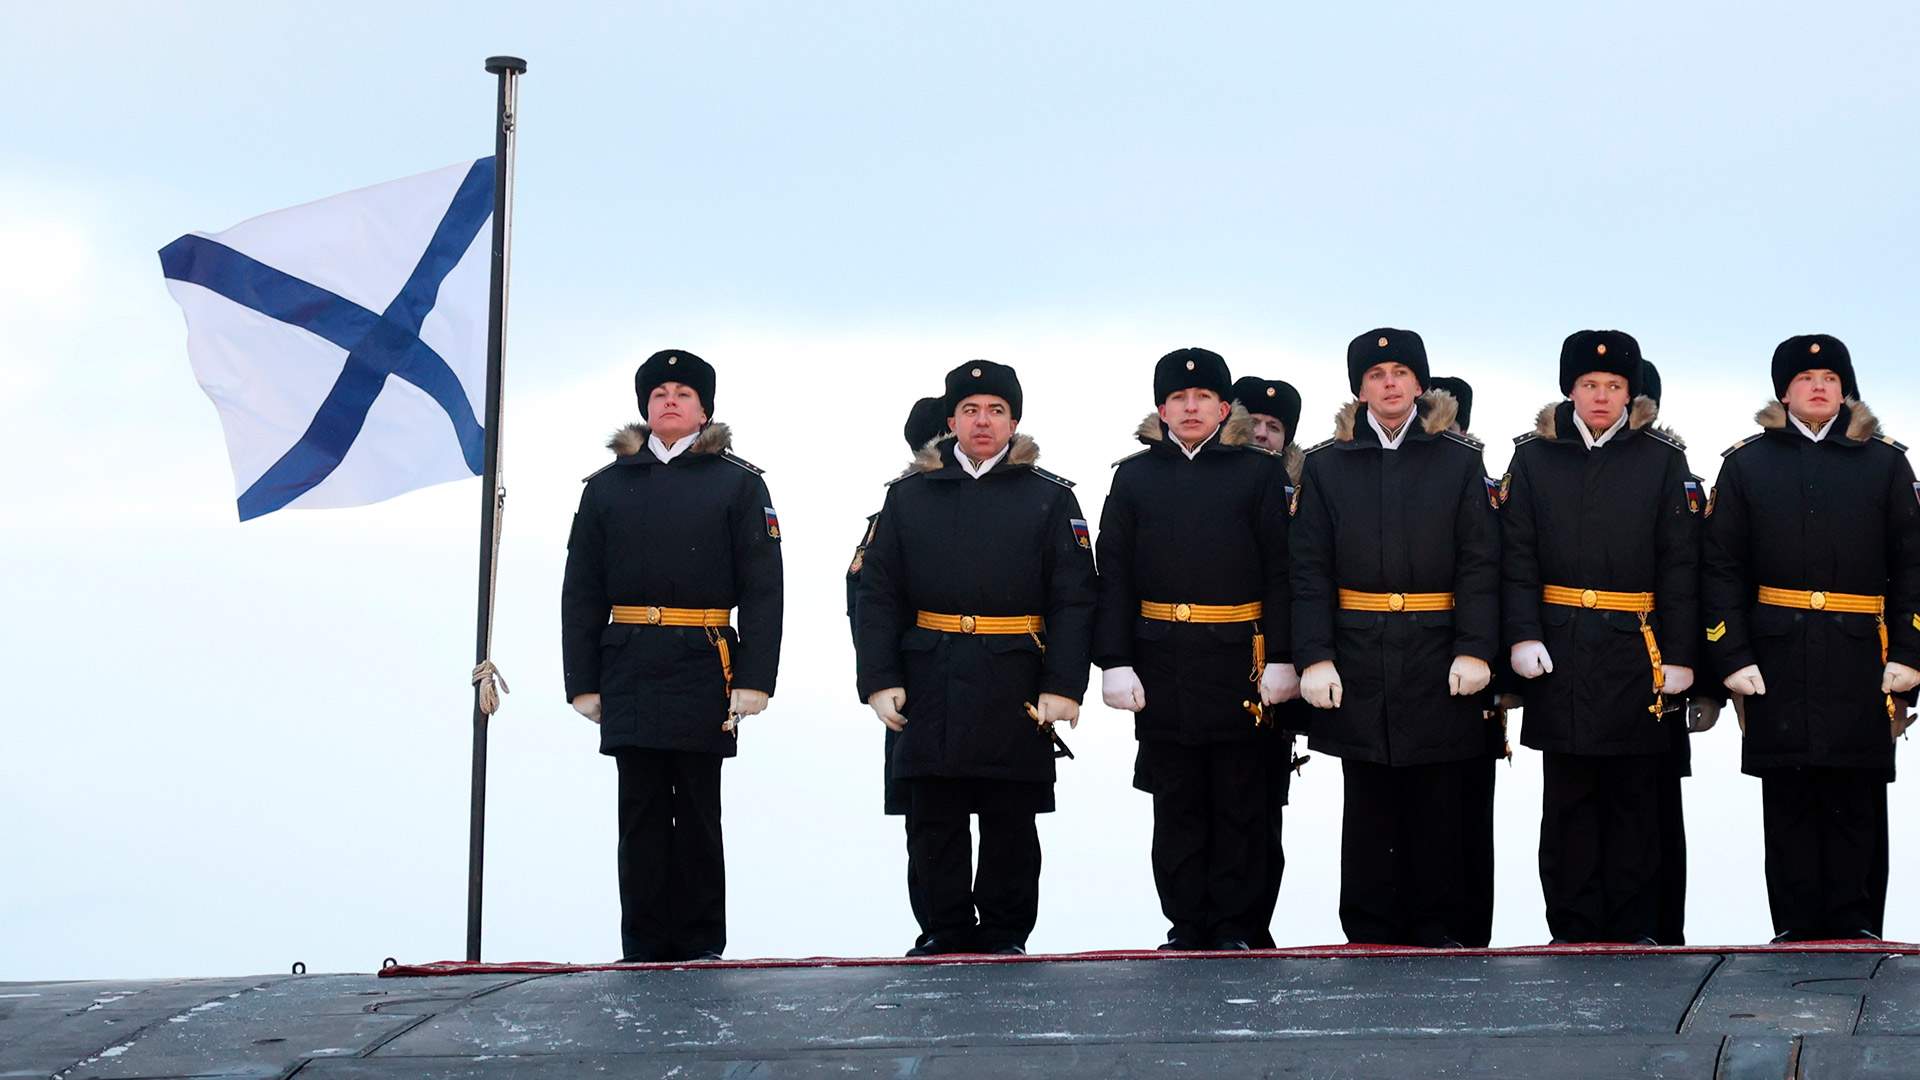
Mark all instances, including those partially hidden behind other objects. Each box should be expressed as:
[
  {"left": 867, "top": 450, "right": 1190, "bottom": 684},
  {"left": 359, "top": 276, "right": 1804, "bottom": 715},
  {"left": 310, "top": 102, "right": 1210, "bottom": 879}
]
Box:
[
  {"left": 647, "top": 381, "right": 708, "bottom": 443},
  {"left": 1159, "top": 387, "right": 1230, "bottom": 445},
  {"left": 1784, "top": 368, "right": 1844, "bottom": 424},
  {"left": 1248, "top": 413, "right": 1288, "bottom": 452},
  {"left": 947, "top": 394, "right": 1016, "bottom": 462},
  {"left": 1358, "top": 363, "right": 1418, "bottom": 424},
  {"left": 1570, "top": 372, "right": 1629, "bottom": 433}
]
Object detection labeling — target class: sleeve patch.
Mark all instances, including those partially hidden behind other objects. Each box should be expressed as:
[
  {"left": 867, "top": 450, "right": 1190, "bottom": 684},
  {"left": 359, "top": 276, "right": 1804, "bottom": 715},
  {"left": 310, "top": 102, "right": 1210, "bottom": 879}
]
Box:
[
  {"left": 1498, "top": 472, "right": 1512, "bottom": 506},
  {"left": 1912, "top": 481, "right": 1919, "bottom": 509},
  {"left": 1070, "top": 518, "right": 1091, "bottom": 549},
  {"left": 1684, "top": 480, "right": 1703, "bottom": 515},
  {"left": 1484, "top": 476, "right": 1500, "bottom": 510},
  {"left": 764, "top": 507, "right": 781, "bottom": 540},
  {"left": 1705, "top": 485, "right": 1718, "bottom": 519},
  {"left": 1707, "top": 621, "right": 1727, "bottom": 642},
  {"left": 1288, "top": 483, "right": 1301, "bottom": 517}
]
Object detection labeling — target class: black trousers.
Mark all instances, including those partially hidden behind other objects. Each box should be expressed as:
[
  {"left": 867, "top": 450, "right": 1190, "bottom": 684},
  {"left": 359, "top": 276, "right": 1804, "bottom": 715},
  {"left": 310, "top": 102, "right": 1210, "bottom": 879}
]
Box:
[
  {"left": 615, "top": 749, "right": 725, "bottom": 962},
  {"left": 1248, "top": 741, "right": 1293, "bottom": 949},
  {"left": 1141, "top": 740, "right": 1270, "bottom": 946},
  {"left": 1339, "top": 758, "right": 1477, "bottom": 947},
  {"left": 1538, "top": 752, "right": 1663, "bottom": 943},
  {"left": 1459, "top": 757, "right": 1498, "bottom": 948},
  {"left": 1761, "top": 767, "right": 1889, "bottom": 939},
  {"left": 1655, "top": 770, "right": 1688, "bottom": 945},
  {"left": 905, "top": 800, "right": 1042, "bottom": 951}
]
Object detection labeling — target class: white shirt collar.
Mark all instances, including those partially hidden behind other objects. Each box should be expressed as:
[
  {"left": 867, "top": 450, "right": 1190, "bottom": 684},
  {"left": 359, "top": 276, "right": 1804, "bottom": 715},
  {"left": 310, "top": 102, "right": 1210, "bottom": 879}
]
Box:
[
  {"left": 648, "top": 430, "right": 699, "bottom": 463},
  {"left": 1365, "top": 408, "right": 1413, "bottom": 451},
  {"left": 956, "top": 442, "right": 1011, "bottom": 479},
  {"left": 1788, "top": 411, "right": 1833, "bottom": 443},
  {"left": 1571, "top": 408, "right": 1630, "bottom": 450},
  {"left": 1173, "top": 424, "right": 1222, "bottom": 460}
]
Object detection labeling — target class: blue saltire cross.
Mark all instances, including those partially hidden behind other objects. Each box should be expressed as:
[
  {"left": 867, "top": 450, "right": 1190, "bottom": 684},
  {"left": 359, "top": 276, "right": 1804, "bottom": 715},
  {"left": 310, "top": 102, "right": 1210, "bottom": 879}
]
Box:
[{"left": 160, "top": 158, "right": 494, "bottom": 520}]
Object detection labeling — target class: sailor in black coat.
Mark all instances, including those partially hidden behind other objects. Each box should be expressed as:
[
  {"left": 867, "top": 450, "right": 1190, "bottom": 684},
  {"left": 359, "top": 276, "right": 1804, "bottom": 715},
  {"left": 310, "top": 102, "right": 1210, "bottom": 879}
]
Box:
[
  {"left": 1095, "top": 348, "right": 1297, "bottom": 951},
  {"left": 845, "top": 396, "right": 949, "bottom": 946},
  {"left": 1500, "top": 332, "right": 1701, "bottom": 943},
  {"left": 1231, "top": 374, "right": 1307, "bottom": 949},
  {"left": 856, "top": 361, "right": 1097, "bottom": 955},
  {"left": 1638, "top": 360, "right": 1725, "bottom": 946},
  {"left": 1703, "top": 335, "right": 1920, "bottom": 940},
  {"left": 561, "top": 349, "right": 785, "bottom": 962},
  {"left": 1428, "top": 374, "right": 1504, "bottom": 949},
  {"left": 1291, "top": 329, "right": 1500, "bottom": 947}
]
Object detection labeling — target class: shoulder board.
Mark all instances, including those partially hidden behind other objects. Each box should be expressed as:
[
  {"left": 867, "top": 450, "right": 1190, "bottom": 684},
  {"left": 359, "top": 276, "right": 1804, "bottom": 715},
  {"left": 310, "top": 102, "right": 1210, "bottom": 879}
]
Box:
[
  {"left": 1031, "top": 465, "right": 1076, "bottom": 489},
  {"left": 1511, "top": 432, "right": 1540, "bottom": 448},
  {"left": 1303, "top": 437, "right": 1338, "bottom": 456},
  {"left": 720, "top": 451, "right": 764, "bottom": 474},
  {"left": 1644, "top": 427, "right": 1685, "bottom": 451},
  {"left": 1880, "top": 434, "right": 1910, "bottom": 453},
  {"left": 1441, "top": 429, "right": 1484, "bottom": 450},
  {"left": 581, "top": 460, "right": 620, "bottom": 483},
  {"left": 1721, "top": 432, "right": 1765, "bottom": 458},
  {"left": 1110, "top": 447, "right": 1151, "bottom": 468},
  {"left": 884, "top": 466, "right": 918, "bottom": 487}
]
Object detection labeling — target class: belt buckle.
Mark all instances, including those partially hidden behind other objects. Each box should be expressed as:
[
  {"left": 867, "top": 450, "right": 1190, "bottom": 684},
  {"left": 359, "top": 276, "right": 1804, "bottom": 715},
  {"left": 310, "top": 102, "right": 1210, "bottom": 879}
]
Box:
[
  {"left": 960, "top": 615, "right": 977, "bottom": 634},
  {"left": 1174, "top": 603, "right": 1193, "bottom": 622},
  {"left": 1387, "top": 592, "right": 1406, "bottom": 613},
  {"left": 1581, "top": 588, "right": 1598, "bottom": 609},
  {"left": 646, "top": 606, "right": 663, "bottom": 625},
  {"left": 1810, "top": 591, "right": 1828, "bottom": 611}
]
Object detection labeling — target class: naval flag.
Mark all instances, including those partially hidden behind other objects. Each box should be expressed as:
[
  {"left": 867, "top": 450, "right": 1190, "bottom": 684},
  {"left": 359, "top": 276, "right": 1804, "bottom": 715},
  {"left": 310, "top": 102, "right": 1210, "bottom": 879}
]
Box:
[{"left": 160, "top": 158, "right": 495, "bottom": 520}]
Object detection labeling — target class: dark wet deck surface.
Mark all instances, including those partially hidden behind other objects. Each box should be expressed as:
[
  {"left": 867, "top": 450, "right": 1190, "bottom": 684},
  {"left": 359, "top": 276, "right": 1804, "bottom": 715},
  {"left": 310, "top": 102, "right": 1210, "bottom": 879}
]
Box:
[{"left": 6, "top": 950, "right": 1918, "bottom": 1078}]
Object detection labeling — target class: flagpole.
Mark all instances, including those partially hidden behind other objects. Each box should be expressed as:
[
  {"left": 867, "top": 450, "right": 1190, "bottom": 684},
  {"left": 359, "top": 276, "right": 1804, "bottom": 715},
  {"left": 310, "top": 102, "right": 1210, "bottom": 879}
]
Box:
[{"left": 468, "top": 53, "right": 525, "bottom": 964}]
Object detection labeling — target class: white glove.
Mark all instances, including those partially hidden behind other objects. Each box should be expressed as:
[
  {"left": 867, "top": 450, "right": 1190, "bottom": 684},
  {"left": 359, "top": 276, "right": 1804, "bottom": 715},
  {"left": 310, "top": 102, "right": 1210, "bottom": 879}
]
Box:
[
  {"left": 1301, "top": 661, "right": 1343, "bottom": 709},
  {"left": 1260, "top": 662, "right": 1301, "bottom": 706},
  {"left": 1036, "top": 692, "right": 1081, "bottom": 729},
  {"left": 1510, "top": 640, "right": 1553, "bottom": 679},
  {"left": 729, "top": 688, "right": 769, "bottom": 718},
  {"left": 1687, "top": 697, "right": 1721, "bottom": 733},
  {"left": 1724, "top": 664, "right": 1767, "bottom": 697},
  {"left": 571, "top": 693, "right": 602, "bottom": 724},
  {"left": 1661, "top": 665, "right": 1695, "bottom": 696},
  {"left": 1102, "top": 667, "right": 1147, "bottom": 712},
  {"left": 868, "top": 687, "right": 907, "bottom": 731},
  {"left": 1883, "top": 662, "right": 1920, "bottom": 694},
  {"left": 1449, "top": 655, "right": 1491, "bottom": 696}
]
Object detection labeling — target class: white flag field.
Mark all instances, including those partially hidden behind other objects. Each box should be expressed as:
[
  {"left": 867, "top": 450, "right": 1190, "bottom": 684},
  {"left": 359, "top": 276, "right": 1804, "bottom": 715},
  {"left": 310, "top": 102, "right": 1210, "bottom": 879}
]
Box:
[{"left": 159, "top": 158, "right": 495, "bottom": 521}]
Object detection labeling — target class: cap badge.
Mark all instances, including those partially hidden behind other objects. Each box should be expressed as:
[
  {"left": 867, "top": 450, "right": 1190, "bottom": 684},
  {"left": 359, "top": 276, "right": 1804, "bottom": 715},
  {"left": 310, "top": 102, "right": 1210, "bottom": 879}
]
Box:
[
  {"left": 667, "top": 356, "right": 678, "bottom": 365},
  {"left": 1596, "top": 343, "right": 1607, "bottom": 356},
  {"left": 1266, "top": 387, "right": 1277, "bottom": 397},
  {"left": 971, "top": 367, "right": 982, "bottom": 377},
  {"left": 1185, "top": 360, "right": 1195, "bottom": 370},
  {"left": 1377, "top": 336, "right": 1389, "bottom": 347},
  {"left": 1810, "top": 342, "right": 1822, "bottom": 355}
]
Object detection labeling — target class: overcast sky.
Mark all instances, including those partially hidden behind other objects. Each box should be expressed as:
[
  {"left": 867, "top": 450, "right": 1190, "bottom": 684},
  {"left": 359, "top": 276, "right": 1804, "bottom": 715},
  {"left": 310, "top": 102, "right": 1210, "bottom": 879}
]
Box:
[{"left": 5, "top": 1, "right": 1920, "bottom": 980}]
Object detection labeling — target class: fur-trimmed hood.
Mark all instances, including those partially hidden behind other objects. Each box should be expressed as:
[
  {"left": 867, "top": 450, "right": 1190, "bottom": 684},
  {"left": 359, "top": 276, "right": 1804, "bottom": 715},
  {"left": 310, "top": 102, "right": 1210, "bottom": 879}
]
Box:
[
  {"left": 1530, "top": 395, "right": 1668, "bottom": 443},
  {"left": 1755, "top": 397, "right": 1880, "bottom": 443},
  {"left": 910, "top": 431, "right": 1041, "bottom": 475},
  {"left": 1279, "top": 440, "right": 1304, "bottom": 486},
  {"left": 606, "top": 421, "right": 732, "bottom": 459},
  {"left": 1331, "top": 387, "right": 1460, "bottom": 443},
  {"left": 1133, "top": 402, "right": 1257, "bottom": 449}
]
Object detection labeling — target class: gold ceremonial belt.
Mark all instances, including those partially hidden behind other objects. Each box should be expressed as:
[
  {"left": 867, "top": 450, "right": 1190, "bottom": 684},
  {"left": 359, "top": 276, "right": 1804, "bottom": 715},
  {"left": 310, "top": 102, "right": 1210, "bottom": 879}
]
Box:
[
  {"left": 1336, "top": 590, "right": 1454, "bottom": 613},
  {"left": 1756, "top": 587, "right": 1885, "bottom": 615},
  {"left": 1542, "top": 586, "right": 1656, "bottom": 613},
  {"left": 610, "top": 605, "right": 733, "bottom": 627},
  {"left": 916, "top": 611, "right": 1045, "bottom": 635},
  {"left": 1138, "top": 601, "right": 1264, "bottom": 623}
]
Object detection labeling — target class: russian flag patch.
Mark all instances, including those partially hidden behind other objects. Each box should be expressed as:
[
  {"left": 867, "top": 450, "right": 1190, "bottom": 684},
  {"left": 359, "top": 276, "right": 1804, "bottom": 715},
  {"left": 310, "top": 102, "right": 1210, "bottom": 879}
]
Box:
[
  {"left": 1070, "top": 518, "right": 1091, "bottom": 549},
  {"left": 764, "top": 507, "right": 781, "bottom": 539},
  {"left": 1684, "top": 480, "right": 1702, "bottom": 515}
]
